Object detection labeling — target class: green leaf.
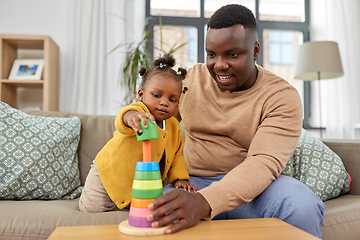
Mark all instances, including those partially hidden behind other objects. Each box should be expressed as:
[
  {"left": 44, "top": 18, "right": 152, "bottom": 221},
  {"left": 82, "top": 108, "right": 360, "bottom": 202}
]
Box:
[{"left": 115, "top": 16, "right": 185, "bottom": 104}]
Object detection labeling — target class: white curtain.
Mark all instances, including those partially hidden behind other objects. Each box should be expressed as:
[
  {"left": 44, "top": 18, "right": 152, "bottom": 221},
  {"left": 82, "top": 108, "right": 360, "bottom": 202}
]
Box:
[
  {"left": 310, "top": 0, "right": 360, "bottom": 139},
  {"left": 65, "top": 0, "right": 145, "bottom": 115}
]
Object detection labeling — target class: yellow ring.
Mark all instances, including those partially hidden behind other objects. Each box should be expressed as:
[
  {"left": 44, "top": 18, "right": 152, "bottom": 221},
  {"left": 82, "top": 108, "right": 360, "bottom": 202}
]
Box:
[{"left": 132, "top": 179, "right": 162, "bottom": 190}]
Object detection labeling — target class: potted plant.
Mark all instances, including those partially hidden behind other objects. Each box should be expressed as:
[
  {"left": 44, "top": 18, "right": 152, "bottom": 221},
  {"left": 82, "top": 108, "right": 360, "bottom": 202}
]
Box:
[{"left": 109, "top": 16, "right": 186, "bottom": 104}]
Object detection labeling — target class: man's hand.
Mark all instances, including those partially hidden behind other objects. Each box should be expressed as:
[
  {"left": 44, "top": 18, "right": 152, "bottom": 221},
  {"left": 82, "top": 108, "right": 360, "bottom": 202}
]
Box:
[{"left": 147, "top": 190, "right": 211, "bottom": 234}]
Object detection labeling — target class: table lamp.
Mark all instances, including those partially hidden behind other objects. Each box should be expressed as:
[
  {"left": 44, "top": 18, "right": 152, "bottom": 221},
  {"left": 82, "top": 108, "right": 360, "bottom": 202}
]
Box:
[{"left": 294, "top": 41, "right": 344, "bottom": 138}]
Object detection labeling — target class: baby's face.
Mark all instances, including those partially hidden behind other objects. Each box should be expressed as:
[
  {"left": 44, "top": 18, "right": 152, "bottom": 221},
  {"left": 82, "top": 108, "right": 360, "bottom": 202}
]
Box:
[{"left": 139, "top": 75, "right": 182, "bottom": 123}]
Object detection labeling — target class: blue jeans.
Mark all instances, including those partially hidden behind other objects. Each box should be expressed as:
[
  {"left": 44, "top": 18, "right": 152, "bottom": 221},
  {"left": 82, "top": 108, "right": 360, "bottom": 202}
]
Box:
[{"left": 164, "top": 174, "right": 324, "bottom": 238}]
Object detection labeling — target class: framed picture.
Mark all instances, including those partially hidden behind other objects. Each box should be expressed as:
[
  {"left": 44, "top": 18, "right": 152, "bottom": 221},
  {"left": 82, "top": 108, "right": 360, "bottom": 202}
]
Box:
[{"left": 8, "top": 59, "right": 44, "bottom": 80}]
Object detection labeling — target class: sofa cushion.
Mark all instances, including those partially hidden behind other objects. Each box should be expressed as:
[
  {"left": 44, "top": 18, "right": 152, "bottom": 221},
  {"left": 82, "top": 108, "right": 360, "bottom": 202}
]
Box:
[
  {"left": 323, "top": 194, "right": 360, "bottom": 240},
  {"left": 282, "top": 128, "right": 350, "bottom": 201},
  {"left": 21, "top": 110, "right": 117, "bottom": 186},
  {"left": 0, "top": 101, "right": 82, "bottom": 200},
  {"left": 323, "top": 140, "right": 360, "bottom": 196}
]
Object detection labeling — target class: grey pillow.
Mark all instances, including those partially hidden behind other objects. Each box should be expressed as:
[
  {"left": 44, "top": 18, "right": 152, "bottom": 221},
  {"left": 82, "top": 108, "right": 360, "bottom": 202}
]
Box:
[
  {"left": 282, "top": 128, "right": 350, "bottom": 201},
  {"left": 0, "top": 101, "right": 82, "bottom": 200}
]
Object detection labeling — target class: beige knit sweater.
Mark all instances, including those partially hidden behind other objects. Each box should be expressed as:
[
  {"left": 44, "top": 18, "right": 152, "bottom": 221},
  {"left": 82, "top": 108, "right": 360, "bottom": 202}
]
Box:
[{"left": 179, "top": 64, "right": 303, "bottom": 218}]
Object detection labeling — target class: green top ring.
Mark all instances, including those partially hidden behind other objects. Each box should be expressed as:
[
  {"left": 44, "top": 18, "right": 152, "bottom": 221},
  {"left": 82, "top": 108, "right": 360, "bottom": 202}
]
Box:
[{"left": 136, "top": 119, "right": 159, "bottom": 141}]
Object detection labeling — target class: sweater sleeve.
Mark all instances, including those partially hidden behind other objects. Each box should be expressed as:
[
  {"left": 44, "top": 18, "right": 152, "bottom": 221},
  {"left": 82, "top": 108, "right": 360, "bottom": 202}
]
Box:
[{"left": 115, "top": 101, "right": 150, "bottom": 135}]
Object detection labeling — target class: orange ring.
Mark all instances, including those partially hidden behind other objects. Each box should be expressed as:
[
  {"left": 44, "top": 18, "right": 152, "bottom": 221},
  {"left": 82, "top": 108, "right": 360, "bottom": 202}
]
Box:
[{"left": 131, "top": 198, "right": 155, "bottom": 208}]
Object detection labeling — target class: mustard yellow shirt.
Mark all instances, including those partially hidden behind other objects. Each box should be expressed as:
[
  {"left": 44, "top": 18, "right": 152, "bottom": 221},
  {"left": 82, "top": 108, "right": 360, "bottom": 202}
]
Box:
[{"left": 95, "top": 102, "right": 190, "bottom": 209}]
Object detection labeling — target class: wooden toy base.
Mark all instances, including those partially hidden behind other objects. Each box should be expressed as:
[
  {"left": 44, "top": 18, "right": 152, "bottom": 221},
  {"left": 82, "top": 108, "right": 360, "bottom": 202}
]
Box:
[{"left": 119, "top": 220, "right": 171, "bottom": 236}]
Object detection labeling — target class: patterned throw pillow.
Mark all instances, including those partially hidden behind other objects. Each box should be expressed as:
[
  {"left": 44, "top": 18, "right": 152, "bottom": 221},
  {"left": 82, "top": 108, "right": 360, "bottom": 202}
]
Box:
[
  {"left": 282, "top": 128, "right": 350, "bottom": 201},
  {"left": 0, "top": 101, "right": 82, "bottom": 200}
]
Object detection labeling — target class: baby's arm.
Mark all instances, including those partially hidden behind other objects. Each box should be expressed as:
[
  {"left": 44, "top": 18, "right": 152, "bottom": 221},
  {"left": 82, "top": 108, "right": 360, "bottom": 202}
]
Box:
[
  {"left": 172, "top": 179, "right": 198, "bottom": 192},
  {"left": 123, "top": 111, "right": 155, "bottom": 133}
]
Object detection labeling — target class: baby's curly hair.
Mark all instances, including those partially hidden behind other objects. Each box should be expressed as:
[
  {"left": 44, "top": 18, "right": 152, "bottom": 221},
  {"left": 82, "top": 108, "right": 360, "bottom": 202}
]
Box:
[{"left": 139, "top": 53, "right": 187, "bottom": 90}]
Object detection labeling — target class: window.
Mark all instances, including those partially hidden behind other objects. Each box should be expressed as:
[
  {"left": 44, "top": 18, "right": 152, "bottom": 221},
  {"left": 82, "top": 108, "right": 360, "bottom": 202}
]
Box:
[
  {"left": 268, "top": 30, "right": 294, "bottom": 65},
  {"left": 259, "top": 0, "right": 305, "bottom": 22},
  {"left": 188, "top": 28, "right": 197, "bottom": 62},
  {"left": 264, "top": 30, "right": 303, "bottom": 103},
  {"left": 150, "top": 0, "right": 201, "bottom": 17},
  {"left": 152, "top": 25, "right": 198, "bottom": 68},
  {"left": 146, "top": 0, "right": 311, "bottom": 126},
  {"left": 204, "top": 0, "right": 255, "bottom": 18}
]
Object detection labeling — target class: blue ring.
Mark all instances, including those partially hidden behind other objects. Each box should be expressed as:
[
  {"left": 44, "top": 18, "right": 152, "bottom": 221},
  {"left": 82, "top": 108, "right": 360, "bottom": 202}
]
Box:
[{"left": 135, "top": 162, "right": 160, "bottom": 171}]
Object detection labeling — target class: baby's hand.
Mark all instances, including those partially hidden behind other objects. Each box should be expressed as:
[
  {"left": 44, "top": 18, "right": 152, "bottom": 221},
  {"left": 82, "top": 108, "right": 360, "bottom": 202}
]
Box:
[
  {"left": 173, "top": 179, "right": 198, "bottom": 192},
  {"left": 123, "top": 111, "right": 155, "bottom": 133}
]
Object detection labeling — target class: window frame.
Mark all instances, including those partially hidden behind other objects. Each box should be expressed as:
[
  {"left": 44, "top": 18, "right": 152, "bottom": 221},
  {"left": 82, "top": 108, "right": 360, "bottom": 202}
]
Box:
[{"left": 145, "top": 0, "right": 311, "bottom": 127}]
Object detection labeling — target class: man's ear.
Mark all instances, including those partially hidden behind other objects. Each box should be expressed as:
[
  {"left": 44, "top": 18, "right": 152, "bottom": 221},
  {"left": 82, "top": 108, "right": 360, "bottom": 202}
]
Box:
[
  {"left": 253, "top": 41, "right": 260, "bottom": 61},
  {"left": 138, "top": 88, "right": 144, "bottom": 101}
]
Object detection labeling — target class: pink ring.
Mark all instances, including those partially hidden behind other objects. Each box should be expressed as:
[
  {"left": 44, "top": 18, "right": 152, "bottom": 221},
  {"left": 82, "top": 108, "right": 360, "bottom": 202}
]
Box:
[{"left": 129, "top": 206, "right": 152, "bottom": 218}]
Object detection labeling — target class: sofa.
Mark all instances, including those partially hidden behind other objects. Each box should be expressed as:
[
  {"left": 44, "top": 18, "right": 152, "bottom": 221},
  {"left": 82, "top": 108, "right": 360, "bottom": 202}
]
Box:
[{"left": 0, "top": 110, "right": 359, "bottom": 240}]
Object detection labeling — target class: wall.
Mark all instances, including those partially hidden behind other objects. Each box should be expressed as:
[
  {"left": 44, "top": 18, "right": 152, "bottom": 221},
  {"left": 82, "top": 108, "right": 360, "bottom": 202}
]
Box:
[
  {"left": 0, "top": 0, "right": 74, "bottom": 111},
  {"left": 0, "top": 0, "right": 145, "bottom": 115}
]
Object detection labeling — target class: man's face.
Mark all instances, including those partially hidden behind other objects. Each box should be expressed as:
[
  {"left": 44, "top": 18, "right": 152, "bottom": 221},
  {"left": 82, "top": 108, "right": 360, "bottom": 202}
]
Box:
[{"left": 205, "top": 24, "right": 260, "bottom": 92}]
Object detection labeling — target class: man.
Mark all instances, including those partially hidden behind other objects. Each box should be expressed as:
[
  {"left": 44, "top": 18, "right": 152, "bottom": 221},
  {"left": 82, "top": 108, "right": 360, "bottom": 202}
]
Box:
[{"left": 147, "top": 4, "right": 324, "bottom": 238}]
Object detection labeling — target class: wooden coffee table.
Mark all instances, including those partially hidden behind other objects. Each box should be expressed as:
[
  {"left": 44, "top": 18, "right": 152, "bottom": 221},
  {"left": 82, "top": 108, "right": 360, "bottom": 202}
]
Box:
[{"left": 48, "top": 218, "right": 320, "bottom": 240}]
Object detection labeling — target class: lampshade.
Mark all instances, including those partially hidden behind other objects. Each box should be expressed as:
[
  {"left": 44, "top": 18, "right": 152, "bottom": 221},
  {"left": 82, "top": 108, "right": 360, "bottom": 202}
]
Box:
[{"left": 294, "top": 41, "right": 344, "bottom": 81}]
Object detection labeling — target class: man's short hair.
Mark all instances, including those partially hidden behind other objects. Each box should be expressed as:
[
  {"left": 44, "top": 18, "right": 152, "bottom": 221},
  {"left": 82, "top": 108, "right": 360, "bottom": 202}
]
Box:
[{"left": 207, "top": 4, "right": 257, "bottom": 31}]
